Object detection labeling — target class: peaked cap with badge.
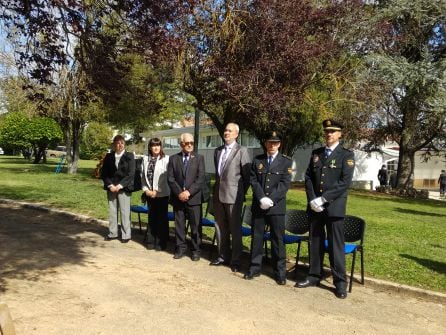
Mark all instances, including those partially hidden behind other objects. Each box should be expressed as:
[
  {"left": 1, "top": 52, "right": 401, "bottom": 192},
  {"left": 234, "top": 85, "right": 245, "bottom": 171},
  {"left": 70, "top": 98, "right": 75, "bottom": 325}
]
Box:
[{"left": 323, "top": 119, "right": 343, "bottom": 131}]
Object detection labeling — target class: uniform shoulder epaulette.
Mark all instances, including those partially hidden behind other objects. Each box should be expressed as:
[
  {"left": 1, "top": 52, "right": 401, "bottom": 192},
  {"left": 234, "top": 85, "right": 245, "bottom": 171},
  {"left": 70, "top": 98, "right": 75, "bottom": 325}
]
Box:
[
  {"left": 255, "top": 154, "right": 265, "bottom": 159},
  {"left": 281, "top": 154, "right": 292, "bottom": 160}
]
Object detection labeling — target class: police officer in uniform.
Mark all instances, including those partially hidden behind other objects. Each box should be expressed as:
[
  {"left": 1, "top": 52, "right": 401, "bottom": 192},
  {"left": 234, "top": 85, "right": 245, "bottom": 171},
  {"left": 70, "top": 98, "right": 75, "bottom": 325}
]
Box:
[
  {"left": 244, "top": 131, "right": 293, "bottom": 285},
  {"left": 296, "top": 119, "right": 355, "bottom": 299}
]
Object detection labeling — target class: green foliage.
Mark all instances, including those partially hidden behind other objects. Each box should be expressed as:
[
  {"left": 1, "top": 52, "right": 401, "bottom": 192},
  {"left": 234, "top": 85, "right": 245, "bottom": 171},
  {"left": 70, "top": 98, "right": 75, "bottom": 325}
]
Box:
[
  {"left": 363, "top": 0, "right": 446, "bottom": 187},
  {"left": 0, "top": 112, "right": 62, "bottom": 150},
  {"left": 80, "top": 122, "right": 113, "bottom": 160}
]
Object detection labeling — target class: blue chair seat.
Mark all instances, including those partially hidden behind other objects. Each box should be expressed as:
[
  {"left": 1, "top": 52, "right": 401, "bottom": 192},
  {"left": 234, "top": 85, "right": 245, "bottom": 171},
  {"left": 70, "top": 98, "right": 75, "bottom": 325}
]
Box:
[
  {"left": 130, "top": 205, "right": 149, "bottom": 214},
  {"left": 324, "top": 240, "right": 358, "bottom": 254},
  {"left": 130, "top": 205, "right": 149, "bottom": 235},
  {"left": 241, "top": 225, "right": 252, "bottom": 236},
  {"left": 202, "top": 217, "right": 215, "bottom": 227},
  {"left": 283, "top": 234, "right": 304, "bottom": 244},
  {"left": 167, "top": 211, "right": 175, "bottom": 221}
]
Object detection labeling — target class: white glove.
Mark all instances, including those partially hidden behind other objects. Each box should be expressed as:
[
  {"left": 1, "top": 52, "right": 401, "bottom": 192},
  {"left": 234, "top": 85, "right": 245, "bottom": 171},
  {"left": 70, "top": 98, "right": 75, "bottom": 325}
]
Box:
[
  {"left": 266, "top": 198, "right": 274, "bottom": 207},
  {"left": 310, "top": 197, "right": 326, "bottom": 212},
  {"left": 260, "top": 197, "right": 273, "bottom": 210},
  {"left": 310, "top": 204, "right": 324, "bottom": 213}
]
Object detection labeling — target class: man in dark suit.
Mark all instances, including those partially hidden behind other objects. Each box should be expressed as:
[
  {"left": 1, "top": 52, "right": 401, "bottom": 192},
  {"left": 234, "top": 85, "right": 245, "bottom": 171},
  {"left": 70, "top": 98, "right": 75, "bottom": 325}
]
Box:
[
  {"left": 244, "top": 131, "right": 293, "bottom": 285},
  {"left": 210, "top": 123, "right": 251, "bottom": 272},
  {"left": 167, "top": 133, "right": 205, "bottom": 261},
  {"left": 101, "top": 135, "right": 135, "bottom": 243},
  {"left": 296, "top": 119, "right": 355, "bottom": 299}
]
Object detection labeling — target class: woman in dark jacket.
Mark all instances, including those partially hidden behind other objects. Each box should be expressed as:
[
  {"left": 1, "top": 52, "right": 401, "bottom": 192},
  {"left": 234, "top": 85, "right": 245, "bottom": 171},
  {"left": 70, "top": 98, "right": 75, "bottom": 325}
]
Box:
[{"left": 101, "top": 135, "right": 135, "bottom": 243}]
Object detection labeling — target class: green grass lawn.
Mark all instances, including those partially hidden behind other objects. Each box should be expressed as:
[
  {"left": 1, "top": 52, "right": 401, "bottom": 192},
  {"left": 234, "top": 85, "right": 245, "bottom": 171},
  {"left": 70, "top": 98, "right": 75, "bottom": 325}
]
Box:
[{"left": 1, "top": 155, "right": 445, "bottom": 293}]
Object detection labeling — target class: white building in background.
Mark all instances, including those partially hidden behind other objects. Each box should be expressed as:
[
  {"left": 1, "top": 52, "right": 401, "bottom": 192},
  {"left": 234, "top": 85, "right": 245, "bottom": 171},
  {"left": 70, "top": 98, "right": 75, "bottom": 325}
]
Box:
[{"left": 143, "top": 125, "right": 446, "bottom": 190}]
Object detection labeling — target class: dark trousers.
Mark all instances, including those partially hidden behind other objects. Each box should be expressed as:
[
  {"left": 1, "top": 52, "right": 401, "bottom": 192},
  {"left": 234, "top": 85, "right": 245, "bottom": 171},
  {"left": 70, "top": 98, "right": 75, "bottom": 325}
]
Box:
[
  {"left": 309, "top": 213, "right": 347, "bottom": 289},
  {"left": 214, "top": 200, "right": 244, "bottom": 265},
  {"left": 440, "top": 183, "right": 446, "bottom": 195},
  {"left": 148, "top": 196, "right": 169, "bottom": 249},
  {"left": 249, "top": 215, "right": 286, "bottom": 279},
  {"left": 174, "top": 203, "right": 201, "bottom": 254}
]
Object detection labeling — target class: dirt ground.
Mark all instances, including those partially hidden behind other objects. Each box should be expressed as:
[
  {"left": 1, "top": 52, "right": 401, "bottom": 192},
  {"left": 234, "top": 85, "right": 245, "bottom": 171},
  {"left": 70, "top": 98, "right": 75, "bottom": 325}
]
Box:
[{"left": 0, "top": 202, "right": 445, "bottom": 335}]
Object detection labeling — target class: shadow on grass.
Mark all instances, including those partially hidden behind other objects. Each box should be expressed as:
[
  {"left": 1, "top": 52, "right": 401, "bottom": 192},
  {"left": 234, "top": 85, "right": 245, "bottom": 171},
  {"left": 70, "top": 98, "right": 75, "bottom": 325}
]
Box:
[
  {"left": 0, "top": 204, "right": 107, "bottom": 293},
  {"left": 400, "top": 254, "right": 446, "bottom": 275},
  {"left": 393, "top": 207, "right": 446, "bottom": 218}
]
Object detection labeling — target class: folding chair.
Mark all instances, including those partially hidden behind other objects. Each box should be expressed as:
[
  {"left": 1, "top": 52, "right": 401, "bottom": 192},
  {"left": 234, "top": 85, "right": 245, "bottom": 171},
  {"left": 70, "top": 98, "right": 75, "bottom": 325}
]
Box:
[
  {"left": 283, "top": 209, "right": 310, "bottom": 278},
  {"left": 324, "top": 215, "right": 366, "bottom": 292}
]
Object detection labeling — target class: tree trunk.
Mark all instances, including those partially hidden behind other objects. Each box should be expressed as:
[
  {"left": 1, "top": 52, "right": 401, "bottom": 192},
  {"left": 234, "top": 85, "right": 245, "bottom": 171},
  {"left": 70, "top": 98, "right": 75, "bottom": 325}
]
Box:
[
  {"left": 61, "top": 118, "right": 83, "bottom": 174},
  {"left": 396, "top": 106, "right": 417, "bottom": 189}
]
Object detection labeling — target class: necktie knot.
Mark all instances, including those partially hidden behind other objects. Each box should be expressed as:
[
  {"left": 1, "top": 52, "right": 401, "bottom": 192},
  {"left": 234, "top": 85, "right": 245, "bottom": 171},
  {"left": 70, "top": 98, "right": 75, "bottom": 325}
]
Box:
[{"left": 325, "top": 148, "right": 332, "bottom": 158}]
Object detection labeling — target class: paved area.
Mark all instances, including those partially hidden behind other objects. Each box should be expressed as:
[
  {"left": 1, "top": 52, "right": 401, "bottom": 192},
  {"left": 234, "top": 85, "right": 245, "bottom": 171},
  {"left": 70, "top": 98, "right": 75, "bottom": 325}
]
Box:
[{"left": 0, "top": 200, "right": 445, "bottom": 335}]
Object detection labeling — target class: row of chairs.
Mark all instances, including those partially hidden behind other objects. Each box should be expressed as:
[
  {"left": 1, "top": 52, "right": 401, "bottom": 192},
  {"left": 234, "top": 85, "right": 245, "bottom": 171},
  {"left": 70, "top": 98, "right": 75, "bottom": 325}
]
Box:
[{"left": 131, "top": 198, "right": 365, "bottom": 293}]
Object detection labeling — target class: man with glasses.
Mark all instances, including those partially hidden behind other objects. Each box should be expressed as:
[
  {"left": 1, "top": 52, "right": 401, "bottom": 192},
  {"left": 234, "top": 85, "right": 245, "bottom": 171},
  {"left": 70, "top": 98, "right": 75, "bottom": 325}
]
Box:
[
  {"left": 296, "top": 119, "right": 355, "bottom": 299},
  {"left": 244, "top": 131, "right": 292, "bottom": 285},
  {"left": 210, "top": 123, "right": 251, "bottom": 272},
  {"left": 167, "top": 133, "right": 205, "bottom": 261}
]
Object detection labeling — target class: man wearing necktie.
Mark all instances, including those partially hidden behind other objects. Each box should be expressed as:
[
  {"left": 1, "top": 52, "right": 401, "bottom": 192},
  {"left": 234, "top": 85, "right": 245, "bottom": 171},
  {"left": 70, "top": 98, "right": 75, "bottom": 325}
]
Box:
[
  {"left": 210, "top": 123, "right": 251, "bottom": 272},
  {"left": 244, "top": 131, "right": 292, "bottom": 285},
  {"left": 167, "top": 133, "right": 205, "bottom": 261},
  {"left": 296, "top": 119, "right": 355, "bottom": 299}
]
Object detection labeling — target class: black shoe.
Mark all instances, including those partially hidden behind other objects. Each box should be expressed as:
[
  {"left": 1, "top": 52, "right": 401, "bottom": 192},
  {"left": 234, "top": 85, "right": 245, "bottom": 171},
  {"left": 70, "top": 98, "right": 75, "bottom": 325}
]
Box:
[
  {"left": 243, "top": 271, "right": 260, "bottom": 280},
  {"left": 276, "top": 278, "right": 287, "bottom": 285},
  {"left": 335, "top": 289, "right": 347, "bottom": 299},
  {"left": 295, "top": 277, "right": 320, "bottom": 288},
  {"left": 173, "top": 252, "right": 185, "bottom": 259},
  {"left": 104, "top": 236, "right": 118, "bottom": 241},
  {"left": 210, "top": 258, "right": 227, "bottom": 266},
  {"left": 121, "top": 238, "right": 130, "bottom": 244},
  {"left": 191, "top": 253, "right": 200, "bottom": 261},
  {"left": 231, "top": 264, "right": 240, "bottom": 273}
]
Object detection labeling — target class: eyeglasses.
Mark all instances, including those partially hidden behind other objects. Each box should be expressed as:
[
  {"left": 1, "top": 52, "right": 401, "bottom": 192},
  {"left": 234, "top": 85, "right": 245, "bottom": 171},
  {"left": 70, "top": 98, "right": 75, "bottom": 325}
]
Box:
[{"left": 182, "top": 141, "right": 194, "bottom": 146}]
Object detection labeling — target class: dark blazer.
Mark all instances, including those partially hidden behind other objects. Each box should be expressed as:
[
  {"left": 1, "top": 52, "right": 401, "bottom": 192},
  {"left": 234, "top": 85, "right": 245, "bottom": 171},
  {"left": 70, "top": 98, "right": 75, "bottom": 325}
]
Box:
[
  {"left": 213, "top": 142, "right": 251, "bottom": 204},
  {"left": 101, "top": 151, "right": 135, "bottom": 192},
  {"left": 251, "top": 153, "right": 292, "bottom": 216},
  {"left": 167, "top": 151, "right": 205, "bottom": 206},
  {"left": 305, "top": 145, "right": 355, "bottom": 217}
]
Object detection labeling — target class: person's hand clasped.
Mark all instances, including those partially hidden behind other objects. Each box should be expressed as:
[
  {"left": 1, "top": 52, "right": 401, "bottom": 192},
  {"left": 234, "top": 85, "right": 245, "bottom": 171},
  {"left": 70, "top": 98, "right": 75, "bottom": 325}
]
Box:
[
  {"left": 310, "top": 197, "right": 326, "bottom": 212},
  {"left": 260, "top": 197, "right": 274, "bottom": 210},
  {"left": 179, "top": 190, "right": 190, "bottom": 202}
]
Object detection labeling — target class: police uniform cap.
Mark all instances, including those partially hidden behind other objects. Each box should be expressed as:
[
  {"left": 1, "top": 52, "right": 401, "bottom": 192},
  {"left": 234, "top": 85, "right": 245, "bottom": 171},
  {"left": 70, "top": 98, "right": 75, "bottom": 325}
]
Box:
[
  {"left": 323, "top": 119, "right": 343, "bottom": 131},
  {"left": 266, "top": 131, "right": 281, "bottom": 142}
]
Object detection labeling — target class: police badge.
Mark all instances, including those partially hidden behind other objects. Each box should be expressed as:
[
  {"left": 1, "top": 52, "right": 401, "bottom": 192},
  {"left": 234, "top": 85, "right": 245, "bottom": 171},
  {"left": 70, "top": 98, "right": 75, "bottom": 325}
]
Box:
[{"left": 258, "top": 163, "right": 263, "bottom": 170}]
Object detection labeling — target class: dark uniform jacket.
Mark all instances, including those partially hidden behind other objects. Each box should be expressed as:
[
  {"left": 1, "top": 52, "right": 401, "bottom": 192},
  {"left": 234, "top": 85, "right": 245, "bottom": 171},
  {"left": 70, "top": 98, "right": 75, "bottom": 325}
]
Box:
[
  {"left": 101, "top": 151, "right": 135, "bottom": 193},
  {"left": 167, "top": 152, "right": 205, "bottom": 207},
  {"left": 251, "top": 153, "right": 292, "bottom": 216},
  {"left": 305, "top": 145, "right": 355, "bottom": 217}
]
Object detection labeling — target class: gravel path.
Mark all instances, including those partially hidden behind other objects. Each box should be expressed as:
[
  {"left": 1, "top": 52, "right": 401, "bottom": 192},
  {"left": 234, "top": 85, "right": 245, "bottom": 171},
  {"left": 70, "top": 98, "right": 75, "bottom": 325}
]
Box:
[{"left": 0, "top": 203, "right": 445, "bottom": 335}]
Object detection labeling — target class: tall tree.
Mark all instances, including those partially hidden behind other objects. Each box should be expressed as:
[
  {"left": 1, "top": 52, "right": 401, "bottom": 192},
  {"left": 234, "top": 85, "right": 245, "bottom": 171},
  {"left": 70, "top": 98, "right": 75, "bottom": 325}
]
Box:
[
  {"left": 176, "top": 0, "right": 363, "bottom": 153},
  {"left": 364, "top": 0, "right": 446, "bottom": 188},
  {"left": 0, "top": 0, "right": 188, "bottom": 172}
]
